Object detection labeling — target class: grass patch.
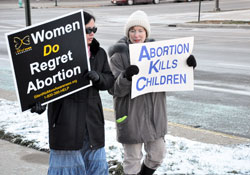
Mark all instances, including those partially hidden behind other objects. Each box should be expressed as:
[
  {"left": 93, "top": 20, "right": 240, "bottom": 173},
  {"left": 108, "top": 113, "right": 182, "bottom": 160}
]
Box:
[
  {"left": 108, "top": 160, "right": 124, "bottom": 175},
  {"left": 0, "top": 129, "right": 49, "bottom": 153}
]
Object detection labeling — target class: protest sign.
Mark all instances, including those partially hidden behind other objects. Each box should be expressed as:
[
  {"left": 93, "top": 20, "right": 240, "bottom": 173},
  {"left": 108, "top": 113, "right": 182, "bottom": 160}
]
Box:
[
  {"left": 5, "top": 10, "right": 92, "bottom": 111},
  {"left": 130, "top": 37, "right": 194, "bottom": 99}
]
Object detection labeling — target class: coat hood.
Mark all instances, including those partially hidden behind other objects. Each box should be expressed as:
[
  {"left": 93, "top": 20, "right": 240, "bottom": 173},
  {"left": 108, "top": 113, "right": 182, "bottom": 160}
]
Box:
[
  {"left": 90, "top": 38, "right": 100, "bottom": 56},
  {"left": 108, "top": 36, "right": 155, "bottom": 58},
  {"left": 108, "top": 36, "right": 129, "bottom": 58}
]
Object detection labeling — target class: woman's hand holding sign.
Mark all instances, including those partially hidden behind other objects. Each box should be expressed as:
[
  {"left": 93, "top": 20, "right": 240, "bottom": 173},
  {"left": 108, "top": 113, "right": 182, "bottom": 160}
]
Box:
[
  {"left": 186, "top": 55, "right": 197, "bottom": 69},
  {"left": 85, "top": 71, "right": 100, "bottom": 83},
  {"left": 124, "top": 65, "right": 139, "bottom": 81},
  {"left": 31, "top": 102, "right": 46, "bottom": 114}
]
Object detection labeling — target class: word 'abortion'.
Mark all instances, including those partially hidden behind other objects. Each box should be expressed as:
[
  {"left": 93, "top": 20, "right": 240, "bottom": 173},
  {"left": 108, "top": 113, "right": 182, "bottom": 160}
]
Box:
[
  {"left": 138, "top": 42, "right": 190, "bottom": 61},
  {"left": 27, "top": 50, "right": 81, "bottom": 94},
  {"left": 31, "top": 21, "right": 80, "bottom": 44},
  {"left": 136, "top": 74, "right": 186, "bottom": 91}
]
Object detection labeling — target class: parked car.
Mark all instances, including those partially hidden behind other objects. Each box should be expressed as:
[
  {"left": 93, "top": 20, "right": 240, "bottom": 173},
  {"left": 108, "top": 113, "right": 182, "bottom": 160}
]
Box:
[
  {"left": 174, "top": 0, "right": 207, "bottom": 2},
  {"left": 111, "top": 0, "right": 160, "bottom": 5}
]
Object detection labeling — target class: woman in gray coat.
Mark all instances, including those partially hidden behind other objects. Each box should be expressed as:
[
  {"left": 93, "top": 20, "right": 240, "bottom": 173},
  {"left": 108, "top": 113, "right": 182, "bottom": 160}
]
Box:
[{"left": 108, "top": 10, "right": 197, "bottom": 175}]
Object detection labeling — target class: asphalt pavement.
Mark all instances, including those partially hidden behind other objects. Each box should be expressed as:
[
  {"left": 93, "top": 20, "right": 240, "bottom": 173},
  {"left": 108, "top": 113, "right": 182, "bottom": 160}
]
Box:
[{"left": 0, "top": 1, "right": 250, "bottom": 175}]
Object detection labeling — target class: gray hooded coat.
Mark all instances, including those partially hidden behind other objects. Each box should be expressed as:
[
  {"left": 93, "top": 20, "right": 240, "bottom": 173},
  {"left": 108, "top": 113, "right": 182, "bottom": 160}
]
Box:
[{"left": 108, "top": 37, "right": 167, "bottom": 144}]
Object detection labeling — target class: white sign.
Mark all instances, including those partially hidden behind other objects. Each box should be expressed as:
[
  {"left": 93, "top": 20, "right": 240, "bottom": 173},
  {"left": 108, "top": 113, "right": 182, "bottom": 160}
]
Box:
[{"left": 130, "top": 37, "right": 194, "bottom": 99}]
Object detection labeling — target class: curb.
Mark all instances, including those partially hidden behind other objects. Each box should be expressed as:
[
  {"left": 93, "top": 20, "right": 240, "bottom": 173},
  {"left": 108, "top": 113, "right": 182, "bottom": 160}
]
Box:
[
  {"left": 0, "top": 1, "right": 114, "bottom": 9},
  {"left": 103, "top": 108, "right": 250, "bottom": 145},
  {"left": 168, "top": 23, "right": 250, "bottom": 29},
  {"left": 168, "top": 122, "right": 250, "bottom": 143}
]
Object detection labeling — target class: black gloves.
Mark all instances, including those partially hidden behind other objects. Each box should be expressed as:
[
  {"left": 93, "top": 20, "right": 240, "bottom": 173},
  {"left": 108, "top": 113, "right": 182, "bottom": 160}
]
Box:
[
  {"left": 31, "top": 102, "right": 46, "bottom": 115},
  {"left": 124, "top": 65, "right": 139, "bottom": 81},
  {"left": 187, "top": 55, "right": 197, "bottom": 69},
  {"left": 85, "top": 71, "right": 100, "bottom": 83}
]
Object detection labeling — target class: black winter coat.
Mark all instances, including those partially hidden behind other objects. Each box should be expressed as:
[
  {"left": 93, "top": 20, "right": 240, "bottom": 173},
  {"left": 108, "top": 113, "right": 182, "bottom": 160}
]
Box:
[{"left": 47, "top": 38, "right": 114, "bottom": 150}]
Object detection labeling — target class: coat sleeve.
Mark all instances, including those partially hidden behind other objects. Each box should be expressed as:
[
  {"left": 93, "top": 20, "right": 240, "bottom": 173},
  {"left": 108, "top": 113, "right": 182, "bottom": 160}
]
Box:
[
  {"left": 93, "top": 49, "right": 114, "bottom": 90},
  {"left": 109, "top": 52, "right": 132, "bottom": 97}
]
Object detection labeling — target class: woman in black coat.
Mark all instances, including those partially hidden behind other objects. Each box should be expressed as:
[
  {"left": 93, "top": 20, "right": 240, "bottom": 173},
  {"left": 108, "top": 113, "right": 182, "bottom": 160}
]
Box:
[{"left": 32, "top": 12, "right": 114, "bottom": 175}]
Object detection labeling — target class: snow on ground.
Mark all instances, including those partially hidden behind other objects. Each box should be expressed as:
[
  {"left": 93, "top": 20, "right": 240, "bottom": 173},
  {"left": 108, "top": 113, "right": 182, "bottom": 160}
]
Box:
[{"left": 0, "top": 98, "right": 250, "bottom": 175}]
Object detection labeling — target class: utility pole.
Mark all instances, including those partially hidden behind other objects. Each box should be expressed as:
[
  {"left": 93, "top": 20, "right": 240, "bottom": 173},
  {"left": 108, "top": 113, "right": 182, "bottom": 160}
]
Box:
[
  {"left": 198, "top": 0, "right": 201, "bottom": 22},
  {"left": 214, "top": 0, "right": 220, "bottom": 11},
  {"left": 24, "top": 0, "right": 31, "bottom": 26}
]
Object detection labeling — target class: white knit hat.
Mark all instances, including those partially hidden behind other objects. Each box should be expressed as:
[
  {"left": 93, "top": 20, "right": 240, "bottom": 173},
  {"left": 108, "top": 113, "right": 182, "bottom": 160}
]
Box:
[{"left": 124, "top": 10, "right": 151, "bottom": 38}]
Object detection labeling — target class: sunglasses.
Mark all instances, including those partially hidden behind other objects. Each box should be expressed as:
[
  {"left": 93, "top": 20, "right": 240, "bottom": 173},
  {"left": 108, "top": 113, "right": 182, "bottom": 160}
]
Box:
[{"left": 85, "top": 27, "right": 97, "bottom": 34}]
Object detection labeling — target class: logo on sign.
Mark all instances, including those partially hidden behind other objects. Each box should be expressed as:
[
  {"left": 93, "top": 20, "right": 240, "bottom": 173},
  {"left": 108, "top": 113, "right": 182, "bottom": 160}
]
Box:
[{"left": 14, "top": 35, "right": 32, "bottom": 55}]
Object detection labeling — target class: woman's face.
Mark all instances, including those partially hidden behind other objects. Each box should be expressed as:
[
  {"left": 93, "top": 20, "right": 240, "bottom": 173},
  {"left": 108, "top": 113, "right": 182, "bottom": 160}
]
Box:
[
  {"left": 85, "top": 19, "right": 96, "bottom": 45},
  {"left": 129, "top": 26, "right": 147, "bottom": 44}
]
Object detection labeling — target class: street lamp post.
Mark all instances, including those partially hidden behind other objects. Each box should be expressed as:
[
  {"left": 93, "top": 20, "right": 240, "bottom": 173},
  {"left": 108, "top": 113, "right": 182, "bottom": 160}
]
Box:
[
  {"left": 198, "top": 0, "right": 201, "bottom": 22},
  {"left": 214, "top": 0, "right": 220, "bottom": 11},
  {"left": 24, "top": 0, "right": 31, "bottom": 26}
]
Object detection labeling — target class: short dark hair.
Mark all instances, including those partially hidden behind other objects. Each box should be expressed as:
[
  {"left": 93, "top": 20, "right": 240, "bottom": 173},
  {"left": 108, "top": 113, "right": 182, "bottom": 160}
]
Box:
[{"left": 84, "top": 11, "right": 95, "bottom": 25}]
